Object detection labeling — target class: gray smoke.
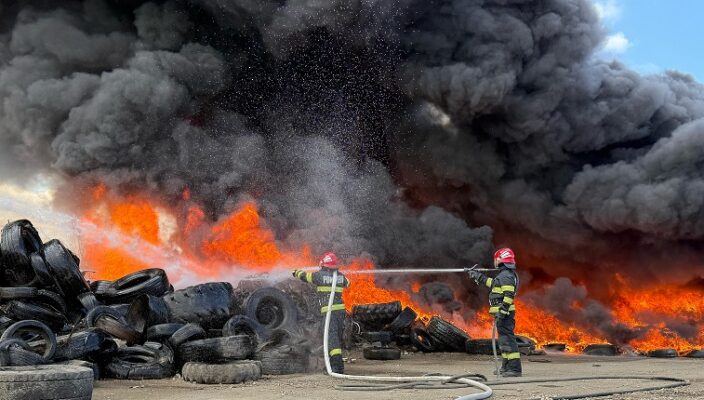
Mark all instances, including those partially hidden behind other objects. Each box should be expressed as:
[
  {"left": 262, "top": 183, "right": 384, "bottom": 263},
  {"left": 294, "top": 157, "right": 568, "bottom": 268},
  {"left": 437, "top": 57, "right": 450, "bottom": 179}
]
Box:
[{"left": 1, "top": 0, "right": 703, "bottom": 296}]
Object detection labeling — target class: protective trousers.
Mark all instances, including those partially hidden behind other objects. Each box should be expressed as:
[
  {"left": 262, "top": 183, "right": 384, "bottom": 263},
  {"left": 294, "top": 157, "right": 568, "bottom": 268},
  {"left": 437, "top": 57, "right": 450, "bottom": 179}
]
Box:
[
  {"left": 497, "top": 314, "right": 522, "bottom": 374},
  {"left": 323, "top": 310, "right": 345, "bottom": 373}
]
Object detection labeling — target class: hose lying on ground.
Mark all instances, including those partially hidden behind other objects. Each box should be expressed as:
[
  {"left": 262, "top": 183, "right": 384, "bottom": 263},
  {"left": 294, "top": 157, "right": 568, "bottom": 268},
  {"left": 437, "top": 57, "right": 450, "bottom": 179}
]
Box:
[{"left": 323, "top": 269, "right": 690, "bottom": 399}]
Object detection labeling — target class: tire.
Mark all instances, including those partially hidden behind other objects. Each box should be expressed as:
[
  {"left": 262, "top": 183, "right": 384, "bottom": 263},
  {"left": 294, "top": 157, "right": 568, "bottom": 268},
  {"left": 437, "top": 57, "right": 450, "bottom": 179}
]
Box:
[
  {"left": 1, "top": 220, "right": 43, "bottom": 286},
  {"left": 181, "top": 361, "right": 262, "bottom": 384},
  {"left": 169, "top": 323, "right": 206, "bottom": 347},
  {"left": 77, "top": 293, "right": 100, "bottom": 312},
  {"left": 42, "top": 240, "right": 89, "bottom": 300},
  {"left": 85, "top": 306, "right": 123, "bottom": 328},
  {"left": 177, "top": 335, "right": 254, "bottom": 363},
  {"left": 57, "top": 360, "right": 99, "bottom": 381},
  {"left": 36, "top": 290, "right": 67, "bottom": 315},
  {"left": 383, "top": 307, "right": 417, "bottom": 334},
  {"left": 162, "top": 283, "right": 234, "bottom": 330},
  {"left": 29, "top": 252, "right": 57, "bottom": 290},
  {"left": 54, "top": 330, "right": 106, "bottom": 361},
  {"left": 516, "top": 335, "right": 536, "bottom": 355},
  {"left": 582, "top": 344, "right": 617, "bottom": 356},
  {"left": 426, "top": 316, "right": 469, "bottom": 352},
  {"left": 351, "top": 301, "right": 401, "bottom": 329},
  {"left": 684, "top": 349, "right": 704, "bottom": 358},
  {"left": 244, "top": 287, "right": 298, "bottom": 331},
  {"left": 255, "top": 345, "right": 306, "bottom": 375},
  {"left": 105, "top": 342, "right": 174, "bottom": 379},
  {"left": 361, "top": 331, "right": 393, "bottom": 344},
  {"left": 363, "top": 346, "right": 401, "bottom": 360},
  {"left": 394, "top": 334, "right": 412, "bottom": 346},
  {"left": 90, "top": 280, "right": 112, "bottom": 296},
  {"left": 0, "top": 339, "right": 46, "bottom": 366},
  {"left": 543, "top": 343, "right": 566, "bottom": 352},
  {"left": 94, "top": 316, "right": 141, "bottom": 345},
  {"left": 0, "top": 364, "right": 93, "bottom": 399},
  {"left": 464, "top": 339, "right": 495, "bottom": 355},
  {"left": 146, "top": 323, "right": 184, "bottom": 342},
  {"left": 4, "top": 300, "right": 66, "bottom": 329},
  {"left": 410, "top": 326, "right": 436, "bottom": 353},
  {"left": 648, "top": 348, "right": 678, "bottom": 358},
  {"left": 222, "top": 315, "right": 268, "bottom": 343},
  {"left": 0, "top": 287, "right": 37, "bottom": 299},
  {"left": 0, "top": 320, "right": 56, "bottom": 362},
  {"left": 103, "top": 269, "right": 170, "bottom": 304},
  {"left": 126, "top": 295, "right": 170, "bottom": 335}
]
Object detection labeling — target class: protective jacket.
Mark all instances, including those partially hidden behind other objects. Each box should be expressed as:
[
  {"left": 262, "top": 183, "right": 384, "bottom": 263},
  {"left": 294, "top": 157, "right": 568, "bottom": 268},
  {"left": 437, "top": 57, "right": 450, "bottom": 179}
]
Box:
[
  {"left": 477, "top": 268, "right": 518, "bottom": 316},
  {"left": 294, "top": 267, "right": 351, "bottom": 313}
]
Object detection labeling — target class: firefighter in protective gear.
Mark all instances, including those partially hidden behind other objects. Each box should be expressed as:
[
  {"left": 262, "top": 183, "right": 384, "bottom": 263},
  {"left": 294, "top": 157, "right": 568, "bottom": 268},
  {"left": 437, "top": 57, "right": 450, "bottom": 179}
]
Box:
[
  {"left": 292, "top": 252, "right": 350, "bottom": 374},
  {"left": 468, "top": 247, "right": 522, "bottom": 377}
]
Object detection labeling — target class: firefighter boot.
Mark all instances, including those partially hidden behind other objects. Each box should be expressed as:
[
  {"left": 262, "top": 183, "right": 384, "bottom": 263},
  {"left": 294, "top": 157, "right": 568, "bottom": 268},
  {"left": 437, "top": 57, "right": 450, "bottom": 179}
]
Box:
[
  {"left": 330, "top": 354, "right": 344, "bottom": 374},
  {"left": 501, "top": 359, "right": 522, "bottom": 378},
  {"left": 493, "top": 359, "right": 508, "bottom": 375}
]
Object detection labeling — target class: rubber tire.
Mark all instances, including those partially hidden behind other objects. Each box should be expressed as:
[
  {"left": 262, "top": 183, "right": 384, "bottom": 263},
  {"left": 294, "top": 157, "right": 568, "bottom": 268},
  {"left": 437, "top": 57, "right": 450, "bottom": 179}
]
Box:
[
  {"left": 244, "top": 287, "right": 298, "bottom": 331},
  {"left": 1, "top": 320, "right": 57, "bottom": 362},
  {"left": 57, "top": 360, "right": 99, "bottom": 381},
  {"left": 146, "top": 323, "right": 184, "bottom": 342},
  {"left": 394, "top": 334, "right": 412, "bottom": 346},
  {"left": 29, "top": 252, "right": 57, "bottom": 289},
  {"left": 222, "top": 315, "right": 268, "bottom": 343},
  {"left": 582, "top": 344, "right": 617, "bottom": 356},
  {"left": 648, "top": 348, "right": 678, "bottom": 358},
  {"left": 0, "top": 340, "right": 46, "bottom": 366},
  {"left": 177, "top": 335, "right": 254, "bottom": 363},
  {"left": 4, "top": 300, "right": 66, "bottom": 329},
  {"left": 94, "top": 316, "right": 141, "bottom": 345},
  {"left": 36, "top": 290, "right": 67, "bottom": 315},
  {"left": 544, "top": 343, "right": 567, "bottom": 352},
  {"left": 464, "top": 339, "right": 495, "bottom": 355},
  {"left": 169, "top": 323, "right": 206, "bottom": 347},
  {"left": 104, "top": 269, "right": 170, "bottom": 304},
  {"left": 0, "top": 364, "right": 93, "bottom": 399},
  {"left": 0, "top": 287, "right": 37, "bottom": 299},
  {"left": 410, "top": 327, "right": 436, "bottom": 353},
  {"left": 90, "top": 280, "right": 112, "bottom": 295},
  {"left": 54, "top": 330, "right": 106, "bottom": 361},
  {"left": 363, "top": 346, "right": 401, "bottom": 361},
  {"left": 684, "top": 349, "right": 704, "bottom": 358},
  {"left": 1, "top": 220, "right": 43, "bottom": 286},
  {"left": 77, "top": 293, "right": 100, "bottom": 312},
  {"left": 426, "top": 316, "right": 469, "bottom": 352},
  {"left": 255, "top": 345, "right": 306, "bottom": 375},
  {"left": 85, "top": 306, "right": 123, "bottom": 328},
  {"left": 383, "top": 307, "right": 417, "bottom": 334},
  {"left": 181, "top": 361, "right": 262, "bottom": 384},
  {"left": 162, "top": 283, "right": 234, "bottom": 330},
  {"left": 351, "top": 301, "right": 402, "bottom": 327},
  {"left": 126, "top": 294, "right": 170, "bottom": 335},
  {"left": 105, "top": 342, "right": 174, "bottom": 379},
  {"left": 42, "top": 239, "right": 89, "bottom": 299},
  {"left": 361, "top": 331, "right": 393, "bottom": 344}
]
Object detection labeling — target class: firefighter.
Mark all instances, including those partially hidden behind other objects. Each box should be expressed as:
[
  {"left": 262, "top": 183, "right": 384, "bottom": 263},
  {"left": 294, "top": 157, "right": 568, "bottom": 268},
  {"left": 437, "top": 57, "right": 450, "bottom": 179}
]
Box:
[
  {"left": 468, "top": 247, "right": 522, "bottom": 377},
  {"left": 292, "top": 252, "right": 350, "bottom": 374}
]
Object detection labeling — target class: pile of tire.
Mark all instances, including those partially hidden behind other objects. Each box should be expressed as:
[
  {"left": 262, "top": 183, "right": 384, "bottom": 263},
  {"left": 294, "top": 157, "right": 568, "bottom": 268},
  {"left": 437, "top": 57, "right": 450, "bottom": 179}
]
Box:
[{"left": 0, "top": 219, "right": 310, "bottom": 389}]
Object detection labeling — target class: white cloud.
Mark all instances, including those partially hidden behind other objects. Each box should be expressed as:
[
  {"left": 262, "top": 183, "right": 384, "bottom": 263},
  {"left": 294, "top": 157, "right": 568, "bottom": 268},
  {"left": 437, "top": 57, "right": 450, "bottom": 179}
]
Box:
[
  {"left": 593, "top": 0, "right": 622, "bottom": 25},
  {"left": 602, "top": 32, "right": 631, "bottom": 54}
]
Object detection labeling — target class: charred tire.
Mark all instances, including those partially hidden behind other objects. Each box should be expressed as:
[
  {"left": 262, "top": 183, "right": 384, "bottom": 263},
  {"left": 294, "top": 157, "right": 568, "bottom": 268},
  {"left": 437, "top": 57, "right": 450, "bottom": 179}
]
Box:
[
  {"left": 146, "top": 323, "right": 184, "bottom": 342},
  {"left": 169, "top": 323, "right": 206, "bottom": 348},
  {"left": 0, "top": 220, "right": 43, "bottom": 286},
  {"left": 648, "top": 348, "right": 678, "bottom": 358},
  {"left": 163, "top": 283, "right": 234, "bottom": 330},
  {"left": 0, "top": 287, "right": 37, "bottom": 299},
  {"left": 0, "top": 364, "right": 93, "bottom": 399},
  {"left": 351, "top": 301, "right": 401, "bottom": 329},
  {"left": 105, "top": 342, "right": 174, "bottom": 379},
  {"left": 394, "top": 334, "right": 412, "bottom": 346},
  {"left": 104, "top": 269, "right": 170, "bottom": 304},
  {"left": 255, "top": 345, "right": 306, "bottom": 375},
  {"left": 177, "top": 335, "right": 254, "bottom": 363},
  {"left": 126, "top": 295, "right": 170, "bottom": 335},
  {"left": 383, "top": 307, "right": 417, "bottom": 334},
  {"left": 54, "top": 330, "right": 106, "bottom": 361},
  {"left": 77, "top": 293, "right": 100, "bottom": 312},
  {"left": 0, "top": 320, "right": 56, "bottom": 362},
  {"left": 685, "top": 349, "right": 704, "bottom": 358},
  {"left": 361, "top": 331, "right": 393, "bottom": 344},
  {"left": 426, "top": 316, "right": 469, "bottom": 352},
  {"left": 582, "top": 344, "right": 618, "bottom": 356},
  {"left": 85, "top": 306, "right": 123, "bottom": 328},
  {"left": 90, "top": 280, "right": 112, "bottom": 296},
  {"left": 222, "top": 315, "right": 268, "bottom": 344},
  {"left": 36, "top": 290, "right": 67, "bottom": 315},
  {"left": 410, "top": 327, "right": 436, "bottom": 353},
  {"left": 363, "top": 346, "right": 401, "bottom": 361},
  {"left": 4, "top": 300, "right": 66, "bottom": 329},
  {"left": 94, "top": 316, "right": 141, "bottom": 345},
  {"left": 42, "top": 240, "right": 89, "bottom": 299},
  {"left": 181, "top": 361, "right": 262, "bottom": 384},
  {"left": 29, "top": 252, "right": 57, "bottom": 289},
  {"left": 0, "top": 339, "right": 46, "bottom": 366},
  {"left": 464, "top": 339, "right": 495, "bottom": 355},
  {"left": 244, "top": 288, "right": 298, "bottom": 332},
  {"left": 544, "top": 343, "right": 567, "bottom": 352}
]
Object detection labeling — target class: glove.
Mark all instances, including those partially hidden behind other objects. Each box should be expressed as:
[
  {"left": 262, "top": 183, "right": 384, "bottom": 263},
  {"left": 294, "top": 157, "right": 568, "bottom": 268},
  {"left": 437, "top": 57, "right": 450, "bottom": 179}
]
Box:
[
  {"left": 496, "top": 304, "right": 510, "bottom": 319},
  {"left": 467, "top": 270, "right": 482, "bottom": 284},
  {"left": 292, "top": 269, "right": 301, "bottom": 278}
]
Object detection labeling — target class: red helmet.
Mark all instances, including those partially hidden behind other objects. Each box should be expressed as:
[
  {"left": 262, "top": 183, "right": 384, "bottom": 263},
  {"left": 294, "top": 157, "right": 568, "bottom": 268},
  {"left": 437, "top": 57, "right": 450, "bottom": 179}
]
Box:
[
  {"left": 319, "top": 252, "right": 338, "bottom": 269},
  {"left": 494, "top": 248, "right": 515, "bottom": 268}
]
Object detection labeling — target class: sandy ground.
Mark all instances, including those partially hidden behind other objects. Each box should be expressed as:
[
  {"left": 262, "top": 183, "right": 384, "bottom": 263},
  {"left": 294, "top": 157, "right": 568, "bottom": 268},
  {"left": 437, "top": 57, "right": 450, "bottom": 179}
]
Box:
[{"left": 93, "top": 351, "right": 704, "bottom": 400}]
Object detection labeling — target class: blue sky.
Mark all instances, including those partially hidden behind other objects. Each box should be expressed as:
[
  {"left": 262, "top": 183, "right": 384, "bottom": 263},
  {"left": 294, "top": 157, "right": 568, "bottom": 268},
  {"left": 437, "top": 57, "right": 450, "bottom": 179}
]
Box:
[{"left": 593, "top": 0, "right": 703, "bottom": 81}]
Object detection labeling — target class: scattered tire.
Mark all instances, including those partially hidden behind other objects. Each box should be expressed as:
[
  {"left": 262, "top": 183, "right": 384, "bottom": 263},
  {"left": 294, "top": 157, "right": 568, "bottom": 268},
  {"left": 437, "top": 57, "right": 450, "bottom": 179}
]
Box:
[
  {"left": 582, "top": 344, "right": 618, "bottom": 356},
  {"left": 94, "top": 316, "right": 141, "bottom": 345},
  {"left": 169, "top": 323, "right": 206, "bottom": 347},
  {"left": 77, "top": 293, "right": 100, "bottom": 312},
  {"left": 426, "top": 316, "right": 469, "bottom": 352},
  {"left": 58, "top": 360, "right": 99, "bottom": 380},
  {"left": 0, "top": 364, "right": 93, "bottom": 399},
  {"left": 0, "top": 339, "right": 46, "bottom": 366},
  {"left": 516, "top": 335, "right": 536, "bottom": 355},
  {"left": 648, "top": 348, "right": 678, "bottom": 358},
  {"left": 103, "top": 269, "right": 170, "bottom": 304},
  {"left": 351, "top": 301, "right": 401, "bottom": 329},
  {"left": 383, "top": 307, "right": 417, "bottom": 334},
  {"left": 410, "top": 326, "right": 436, "bottom": 353},
  {"left": 54, "top": 330, "right": 106, "bottom": 361},
  {"left": 0, "top": 320, "right": 57, "bottom": 362},
  {"left": 29, "top": 252, "right": 56, "bottom": 290},
  {"left": 4, "top": 300, "right": 66, "bottom": 329},
  {"left": 90, "top": 280, "right": 112, "bottom": 296},
  {"left": 42, "top": 240, "right": 90, "bottom": 299},
  {"left": 126, "top": 294, "right": 170, "bottom": 334},
  {"left": 363, "top": 346, "right": 401, "bottom": 360},
  {"left": 0, "top": 287, "right": 37, "bottom": 299},
  {"left": 684, "top": 349, "right": 704, "bottom": 358},
  {"left": 544, "top": 343, "right": 567, "bottom": 352},
  {"left": 464, "top": 339, "right": 495, "bottom": 355},
  {"left": 244, "top": 287, "right": 298, "bottom": 332},
  {"left": 0, "top": 220, "right": 43, "bottom": 286},
  {"left": 105, "top": 342, "right": 174, "bottom": 379},
  {"left": 394, "top": 334, "right": 412, "bottom": 346},
  {"left": 177, "top": 335, "right": 254, "bottom": 363},
  {"left": 85, "top": 306, "right": 123, "bottom": 328},
  {"left": 361, "top": 331, "right": 393, "bottom": 344},
  {"left": 163, "top": 283, "right": 234, "bottom": 330},
  {"left": 146, "top": 323, "right": 184, "bottom": 342},
  {"left": 255, "top": 345, "right": 306, "bottom": 375},
  {"left": 36, "top": 290, "right": 67, "bottom": 315},
  {"left": 182, "top": 361, "right": 262, "bottom": 384},
  {"left": 222, "top": 315, "right": 268, "bottom": 343}
]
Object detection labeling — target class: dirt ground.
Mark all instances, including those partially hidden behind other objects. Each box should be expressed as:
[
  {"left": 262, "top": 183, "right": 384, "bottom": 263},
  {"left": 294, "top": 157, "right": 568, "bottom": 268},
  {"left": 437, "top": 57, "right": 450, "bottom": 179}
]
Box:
[{"left": 93, "top": 350, "right": 704, "bottom": 400}]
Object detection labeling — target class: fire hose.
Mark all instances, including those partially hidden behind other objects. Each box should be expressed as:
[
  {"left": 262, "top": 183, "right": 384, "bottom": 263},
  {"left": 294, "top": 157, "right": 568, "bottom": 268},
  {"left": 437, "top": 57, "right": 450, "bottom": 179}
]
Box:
[{"left": 321, "top": 268, "right": 690, "bottom": 399}]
